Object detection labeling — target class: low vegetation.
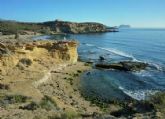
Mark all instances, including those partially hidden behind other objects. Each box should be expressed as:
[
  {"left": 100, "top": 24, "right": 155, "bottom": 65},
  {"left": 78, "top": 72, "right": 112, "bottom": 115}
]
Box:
[
  {"left": 0, "top": 20, "right": 50, "bottom": 35},
  {"left": 40, "top": 95, "right": 58, "bottom": 111},
  {"left": 81, "top": 91, "right": 165, "bottom": 118},
  {"left": 0, "top": 21, "right": 41, "bottom": 35},
  {"left": 19, "top": 101, "right": 39, "bottom": 110},
  {"left": 150, "top": 92, "right": 165, "bottom": 113},
  {"left": 0, "top": 83, "right": 9, "bottom": 90},
  {"left": 0, "top": 94, "right": 31, "bottom": 107}
]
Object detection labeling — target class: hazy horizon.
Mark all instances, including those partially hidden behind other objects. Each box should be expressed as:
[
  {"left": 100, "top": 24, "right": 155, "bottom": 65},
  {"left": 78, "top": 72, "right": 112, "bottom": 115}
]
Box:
[{"left": 0, "top": 0, "right": 165, "bottom": 28}]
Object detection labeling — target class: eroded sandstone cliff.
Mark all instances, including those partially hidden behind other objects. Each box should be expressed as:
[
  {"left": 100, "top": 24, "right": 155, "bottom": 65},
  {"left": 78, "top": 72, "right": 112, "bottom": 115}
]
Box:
[
  {"left": 42, "top": 20, "right": 108, "bottom": 34},
  {"left": 0, "top": 40, "right": 78, "bottom": 76}
]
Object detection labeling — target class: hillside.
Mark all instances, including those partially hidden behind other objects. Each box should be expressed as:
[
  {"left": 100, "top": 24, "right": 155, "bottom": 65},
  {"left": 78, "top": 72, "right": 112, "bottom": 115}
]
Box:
[{"left": 0, "top": 19, "right": 111, "bottom": 35}]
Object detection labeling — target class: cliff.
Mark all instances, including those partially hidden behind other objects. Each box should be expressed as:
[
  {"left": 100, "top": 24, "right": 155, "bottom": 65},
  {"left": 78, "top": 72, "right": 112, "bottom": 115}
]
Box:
[
  {"left": 0, "top": 40, "right": 78, "bottom": 76},
  {"left": 0, "top": 19, "right": 109, "bottom": 35},
  {"left": 52, "top": 20, "right": 108, "bottom": 34}
]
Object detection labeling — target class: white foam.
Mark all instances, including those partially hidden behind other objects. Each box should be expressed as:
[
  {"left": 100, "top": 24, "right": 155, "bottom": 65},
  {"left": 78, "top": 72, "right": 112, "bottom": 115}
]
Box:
[
  {"left": 134, "top": 70, "right": 152, "bottom": 77},
  {"left": 119, "top": 86, "right": 158, "bottom": 100},
  {"left": 83, "top": 43, "right": 141, "bottom": 61},
  {"left": 98, "top": 47, "right": 137, "bottom": 60},
  {"left": 83, "top": 43, "right": 165, "bottom": 72},
  {"left": 148, "top": 62, "right": 163, "bottom": 71}
]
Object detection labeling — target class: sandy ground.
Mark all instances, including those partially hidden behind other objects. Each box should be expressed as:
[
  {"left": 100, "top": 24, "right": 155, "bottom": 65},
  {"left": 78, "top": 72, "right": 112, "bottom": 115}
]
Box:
[
  {"left": 1, "top": 35, "right": 162, "bottom": 119},
  {"left": 37, "top": 62, "right": 100, "bottom": 114},
  {"left": 0, "top": 35, "right": 107, "bottom": 119},
  {"left": 0, "top": 60, "right": 104, "bottom": 119}
]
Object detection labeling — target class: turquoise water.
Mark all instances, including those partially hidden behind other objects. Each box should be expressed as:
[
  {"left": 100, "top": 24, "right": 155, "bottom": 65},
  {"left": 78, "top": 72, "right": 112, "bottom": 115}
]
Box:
[{"left": 33, "top": 28, "right": 165, "bottom": 100}]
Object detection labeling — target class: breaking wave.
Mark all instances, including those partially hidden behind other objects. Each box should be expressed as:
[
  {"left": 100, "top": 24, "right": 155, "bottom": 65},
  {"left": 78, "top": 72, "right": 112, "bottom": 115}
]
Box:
[
  {"left": 119, "top": 86, "right": 159, "bottom": 100},
  {"left": 82, "top": 43, "right": 137, "bottom": 61}
]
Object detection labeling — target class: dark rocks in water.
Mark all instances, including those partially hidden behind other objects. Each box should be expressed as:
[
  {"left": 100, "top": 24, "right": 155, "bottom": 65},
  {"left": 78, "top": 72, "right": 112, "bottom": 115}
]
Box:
[
  {"left": 86, "top": 61, "right": 93, "bottom": 64},
  {"left": 99, "top": 56, "right": 105, "bottom": 61},
  {"left": 86, "top": 72, "right": 91, "bottom": 75},
  {"left": 96, "top": 63, "right": 124, "bottom": 70},
  {"left": 120, "top": 61, "right": 148, "bottom": 71},
  {"left": 95, "top": 61, "right": 148, "bottom": 71}
]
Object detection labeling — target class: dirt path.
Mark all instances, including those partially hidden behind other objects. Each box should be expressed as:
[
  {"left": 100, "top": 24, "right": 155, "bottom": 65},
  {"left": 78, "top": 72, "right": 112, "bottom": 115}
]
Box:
[{"left": 33, "top": 64, "right": 68, "bottom": 87}]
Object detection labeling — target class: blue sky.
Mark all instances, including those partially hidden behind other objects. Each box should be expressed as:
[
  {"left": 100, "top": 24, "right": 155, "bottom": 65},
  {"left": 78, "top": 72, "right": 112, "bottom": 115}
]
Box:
[{"left": 0, "top": 0, "right": 165, "bottom": 28}]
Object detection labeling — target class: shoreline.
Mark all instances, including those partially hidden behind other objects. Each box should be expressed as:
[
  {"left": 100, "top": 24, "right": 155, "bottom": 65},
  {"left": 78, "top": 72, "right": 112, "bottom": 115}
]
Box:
[
  {"left": 0, "top": 34, "right": 165, "bottom": 118},
  {"left": 0, "top": 35, "right": 104, "bottom": 118}
]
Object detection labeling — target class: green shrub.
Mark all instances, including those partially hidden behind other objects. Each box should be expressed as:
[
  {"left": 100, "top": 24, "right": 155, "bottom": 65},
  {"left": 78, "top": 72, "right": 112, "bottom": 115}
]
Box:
[
  {"left": 73, "top": 73, "right": 79, "bottom": 77},
  {"left": 40, "top": 95, "right": 58, "bottom": 111},
  {"left": 77, "top": 70, "right": 82, "bottom": 73},
  {"left": 19, "top": 101, "right": 39, "bottom": 110},
  {"left": 0, "top": 21, "right": 43, "bottom": 35},
  {"left": 14, "top": 32, "right": 19, "bottom": 39},
  {"left": 150, "top": 92, "right": 165, "bottom": 112},
  {"left": 0, "top": 83, "right": 9, "bottom": 90},
  {"left": 0, "top": 94, "right": 31, "bottom": 107},
  {"left": 19, "top": 58, "right": 32, "bottom": 66}
]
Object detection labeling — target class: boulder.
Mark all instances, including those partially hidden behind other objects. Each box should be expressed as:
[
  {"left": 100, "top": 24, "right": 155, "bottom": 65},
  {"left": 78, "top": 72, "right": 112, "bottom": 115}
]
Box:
[
  {"left": 18, "top": 58, "right": 32, "bottom": 66},
  {"left": 95, "top": 61, "right": 148, "bottom": 71},
  {"left": 99, "top": 56, "right": 105, "bottom": 61}
]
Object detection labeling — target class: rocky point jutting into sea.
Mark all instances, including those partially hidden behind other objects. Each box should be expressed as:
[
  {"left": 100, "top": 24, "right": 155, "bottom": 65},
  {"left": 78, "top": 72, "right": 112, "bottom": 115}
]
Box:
[
  {"left": 53, "top": 20, "right": 108, "bottom": 34},
  {"left": 0, "top": 19, "right": 116, "bottom": 35}
]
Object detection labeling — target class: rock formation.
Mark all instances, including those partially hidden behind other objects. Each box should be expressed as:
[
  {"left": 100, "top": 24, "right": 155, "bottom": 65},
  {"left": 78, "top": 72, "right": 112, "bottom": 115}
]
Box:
[
  {"left": 43, "top": 20, "right": 108, "bottom": 34},
  {"left": 95, "top": 61, "right": 148, "bottom": 71},
  {"left": 0, "top": 19, "right": 112, "bottom": 35},
  {"left": 0, "top": 40, "right": 78, "bottom": 76}
]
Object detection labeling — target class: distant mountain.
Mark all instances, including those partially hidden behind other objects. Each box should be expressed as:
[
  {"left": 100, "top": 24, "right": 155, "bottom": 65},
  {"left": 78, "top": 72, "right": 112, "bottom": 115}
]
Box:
[
  {"left": 119, "top": 25, "right": 131, "bottom": 28},
  {"left": 106, "top": 26, "right": 119, "bottom": 32}
]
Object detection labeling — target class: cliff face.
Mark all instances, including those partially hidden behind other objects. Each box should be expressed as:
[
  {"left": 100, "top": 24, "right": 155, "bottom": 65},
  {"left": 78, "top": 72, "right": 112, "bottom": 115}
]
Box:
[
  {"left": 0, "top": 20, "right": 109, "bottom": 35},
  {"left": 53, "top": 20, "right": 107, "bottom": 34},
  {"left": 0, "top": 40, "right": 78, "bottom": 76}
]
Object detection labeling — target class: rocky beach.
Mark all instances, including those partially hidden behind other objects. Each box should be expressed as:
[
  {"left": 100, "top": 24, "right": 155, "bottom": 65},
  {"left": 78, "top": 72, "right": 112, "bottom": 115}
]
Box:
[
  {"left": 0, "top": 33, "right": 165, "bottom": 119},
  {"left": 0, "top": 19, "right": 165, "bottom": 119},
  {"left": 1, "top": 0, "right": 165, "bottom": 118}
]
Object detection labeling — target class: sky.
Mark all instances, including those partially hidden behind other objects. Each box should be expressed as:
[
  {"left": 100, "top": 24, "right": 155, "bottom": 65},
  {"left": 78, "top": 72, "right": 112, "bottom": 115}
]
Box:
[{"left": 0, "top": 0, "right": 165, "bottom": 28}]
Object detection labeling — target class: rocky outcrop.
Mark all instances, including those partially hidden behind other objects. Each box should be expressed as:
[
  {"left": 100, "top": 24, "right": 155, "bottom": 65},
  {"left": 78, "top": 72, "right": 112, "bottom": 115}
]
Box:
[
  {"left": 0, "top": 42, "right": 10, "bottom": 57},
  {"left": 0, "top": 40, "right": 78, "bottom": 75},
  {"left": 0, "top": 19, "right": 112, "bottom": 35},
  {"left": 52, "top": 20, "right": 108, "bottom": 34},
  {"left": 95, "top": 61, "right": 148, "bottom": 71}
]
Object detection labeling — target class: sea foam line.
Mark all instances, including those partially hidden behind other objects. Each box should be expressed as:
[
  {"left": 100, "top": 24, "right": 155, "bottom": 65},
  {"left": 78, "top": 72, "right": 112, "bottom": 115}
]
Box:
[
  {"left": 83, "top": 43, "right": 164, "bottom": 71},
  {"left": 98, "top": 47, "right": 136, "bottom": 60},
  {"left": 82, "top": 43, "right": 137, "bottom": 61},
  {"left": 119, "top": 86, "right": 158, "bottom": 100}
]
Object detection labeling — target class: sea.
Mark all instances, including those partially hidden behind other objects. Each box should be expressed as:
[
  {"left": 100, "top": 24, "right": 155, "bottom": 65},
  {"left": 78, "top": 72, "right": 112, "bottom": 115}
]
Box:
[{"left": 33, "top": 28, "right": 165, "bottom": 101}]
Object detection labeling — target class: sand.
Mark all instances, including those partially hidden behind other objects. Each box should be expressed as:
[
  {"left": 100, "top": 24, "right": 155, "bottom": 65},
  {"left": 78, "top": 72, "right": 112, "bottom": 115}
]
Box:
[{"left": 0, "top": 34, "right": 104, "bottom": 119}]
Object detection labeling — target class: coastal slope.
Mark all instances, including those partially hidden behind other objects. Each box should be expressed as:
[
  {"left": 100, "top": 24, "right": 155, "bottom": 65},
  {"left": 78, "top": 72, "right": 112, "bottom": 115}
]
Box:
[{"left": 0, "top": 36, "right": 103, "bottom": 119}]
